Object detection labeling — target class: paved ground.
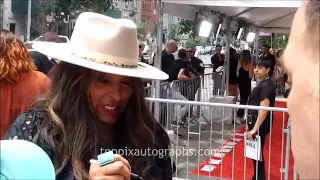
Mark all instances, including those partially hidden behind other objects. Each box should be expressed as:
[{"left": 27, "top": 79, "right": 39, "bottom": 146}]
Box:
[
  {"left": 164, "top": 69, "right": 243, "bottom": 179},
  {"left": 168, "top": 111, "right": 243, "bottom": 179},
  {"left": 152, "top": 54, "right": 287, "bottom": 179}
]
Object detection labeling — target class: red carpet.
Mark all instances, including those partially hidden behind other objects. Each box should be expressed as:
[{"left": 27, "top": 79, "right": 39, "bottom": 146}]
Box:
[{"left": 190, "top": 102, "right": 295, "bottom": 180}]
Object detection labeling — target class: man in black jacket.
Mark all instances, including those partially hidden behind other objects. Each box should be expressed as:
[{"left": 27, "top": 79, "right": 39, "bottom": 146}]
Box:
[
  {"left": 161, "top": 39, "right": 178, "bottom": 77},
  {"left": 186, "top": 46, "right": 205, "bottom": 75},
  {"left": 30, "top": 32, "right": 60, "bottom": 75},
  {"left": 211, "top": 45, "right": 225, "bottom": 72}
]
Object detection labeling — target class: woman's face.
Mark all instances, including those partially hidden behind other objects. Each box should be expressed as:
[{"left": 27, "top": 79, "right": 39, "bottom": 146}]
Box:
[
  {"left": 88, "top": 72, "right": 133, "bottom": 124},
  {"left": 254, "top": 65, "right": 269, "bottom": 79}
]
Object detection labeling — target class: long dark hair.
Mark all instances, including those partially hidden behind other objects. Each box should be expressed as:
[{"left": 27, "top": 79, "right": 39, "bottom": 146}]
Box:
[
  {"left": 34, "top": 62, "right": 167, "bottom": 179},
  {"left": 241, "top": 50, "right": 251, "bottom": 65}
]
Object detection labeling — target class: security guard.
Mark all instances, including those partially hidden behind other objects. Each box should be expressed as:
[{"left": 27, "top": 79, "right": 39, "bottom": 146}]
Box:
[{"left": 185, "top": 46, "right": 205, "bottom": 75}]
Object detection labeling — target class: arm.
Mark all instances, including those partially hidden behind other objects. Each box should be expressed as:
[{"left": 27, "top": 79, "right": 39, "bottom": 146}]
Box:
[
  {"left": 236, "top": 60, "right": 241, "bottom": 77},
  {"left": 249, "top": 65, "right": 254, "bottom": 79},
  {"left": 177, "top": 69, "right": 191, "bottom": 80},
  {"left": 211, "top": 56, "right": 219, "bottom": 71},
  {"left": 253, "top": 98, "right": 270, "bottom": 131},
  {"left": 210, "top": 55, "right": 215, "bottom": 65},
  {"left": 198, "top": 59, "right": 205, "bottom": 75}
]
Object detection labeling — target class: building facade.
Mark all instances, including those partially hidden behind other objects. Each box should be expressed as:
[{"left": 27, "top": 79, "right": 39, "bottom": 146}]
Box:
[
  {"left": 2, "top": 0, "right": 25, "bottom": 41},
  {"left": 162, "top": 13, "right": 180, "bottom": 39},
  {"left": 0, "top": 0, "right": 3, "bottom": 29},
  {"left": 140, "top": 0, "right": 156, "bottom": 33},
  {"left": 1, "top": 0, "right": 38, "bottom": 41},
  {"left": 113, "top": 0, "right": 140, "bottom": 23}
]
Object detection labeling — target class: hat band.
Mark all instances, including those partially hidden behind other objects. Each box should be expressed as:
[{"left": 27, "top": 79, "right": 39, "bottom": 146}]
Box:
[{"left": 70, "top": 50, "right": 138, "bottom": 68}]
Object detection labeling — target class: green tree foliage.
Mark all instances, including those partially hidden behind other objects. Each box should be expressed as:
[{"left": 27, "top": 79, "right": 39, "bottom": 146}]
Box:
[
  {"left": 168, "top": 24, "right": 180, "bottom": 41},
  {"left": 137, "top": 22, "right": 147, "bottom": 40},
  {"left": 186, "top": 36, "right": 204, "bottom": 48},
  {"left": 39, "top": 0, "right": 133, "bottom": 20},
  {"left": 259, "top": 33, "right": 289, "bottom": 49},
  {"left": 151, "top": 23, "right": 158, "bottom": 37},
  {"left": 178, "top": 19, "right": 197, "bottom": 38}
]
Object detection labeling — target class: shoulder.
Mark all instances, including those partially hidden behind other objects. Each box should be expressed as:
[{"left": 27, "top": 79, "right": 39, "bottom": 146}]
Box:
[
  {"left": 259, "top": 79, "right": 276, "bottom": 95},
  {"left": 161, "top": 50, "right": 167, "bottom": 56},
  {"left": 195, "top": 57, "right": 203, "bottom": 63},
  {"left": 31, "top": 70, "right": 48, "bottom": 79},
  {"left": 27, "top": 71, "right": 51, "bottom": 90},
  {"left": 263, "top": 78, "right": 275, "bottom": 87},
  {"left": 4, "top": 109, "right": 47, "bottom": 141}
]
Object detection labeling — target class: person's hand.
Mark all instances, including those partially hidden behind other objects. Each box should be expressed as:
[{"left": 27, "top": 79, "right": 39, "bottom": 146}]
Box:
[
  {"left": 246, "top": 128, "right": 257, "bottom": 140},
  {"left": 89, "top": 154, "right": 131, "bottom": 180}
]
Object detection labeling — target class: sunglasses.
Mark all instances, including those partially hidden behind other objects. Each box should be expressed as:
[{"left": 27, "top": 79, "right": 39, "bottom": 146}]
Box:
[{"left": 186, "top": 51, "right": 194, "bottom": 53}]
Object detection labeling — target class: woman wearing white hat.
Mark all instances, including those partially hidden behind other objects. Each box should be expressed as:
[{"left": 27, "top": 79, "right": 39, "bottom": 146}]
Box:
[{"left": 4, "top": 12, "right": 171, "bottom": 180}]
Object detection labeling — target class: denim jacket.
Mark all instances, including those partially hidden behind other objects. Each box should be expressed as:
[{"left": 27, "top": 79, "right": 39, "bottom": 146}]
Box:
[{"left": 4, "top": 109, "right": 173, "bottom": 180}]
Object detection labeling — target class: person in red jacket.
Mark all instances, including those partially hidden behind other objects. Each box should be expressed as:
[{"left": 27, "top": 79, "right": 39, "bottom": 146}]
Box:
[{"left": 0, "top": 30, "right": 50, "bottom": 138}]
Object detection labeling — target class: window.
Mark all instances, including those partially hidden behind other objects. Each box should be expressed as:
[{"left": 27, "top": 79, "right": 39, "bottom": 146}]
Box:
[
  {"left": 9, "top": 23, "right": 16, "bottom": 34},
  {"left": 142, "top": 0, "right": 146, "bottom": 9},
  {"left": 0, "top": 0, "right": 3, "bottom": 29}
]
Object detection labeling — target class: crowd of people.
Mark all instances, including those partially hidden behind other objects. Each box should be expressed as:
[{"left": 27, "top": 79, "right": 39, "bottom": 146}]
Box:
[
  {"left": 158, "top": 37, "right": 279, "bottom": 180},
  {"left": 0, "top": 1, "right": 319, "bottom": 180}
]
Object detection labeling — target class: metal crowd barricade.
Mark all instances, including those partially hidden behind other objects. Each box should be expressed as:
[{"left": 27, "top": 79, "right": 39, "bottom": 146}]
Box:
[
  {"left": 145, "top": 98, "right": 294, "bottom": 180},
  {"left": 145, "top": 72, "right": 227, "bottom": 130},
  {"left": 144, "top": 81, "right": 171, "bottom": 98},
  {"left": 200, "top": 71, "right": 224, "bottom": 101}
]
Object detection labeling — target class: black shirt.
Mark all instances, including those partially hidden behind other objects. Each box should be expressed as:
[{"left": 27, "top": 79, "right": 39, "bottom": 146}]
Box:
[
  {"left": 30, "top": 51, "right": 55, "bottom": 75},
  {"left": 168, "top": 59, "right": 185, "bottom": 82},
  {"left": 247, "top": 78, "right": 276, "bottom": 134},
  {"left": 161, "top": 49, "right": 175, "bottom": 77},
  {"left": 178, "top": 57, "right": 205, "bottom": 78},
  {"left": 211, "top": 53, "right": 225, "bottom": 71},
  {"left": 229, "top": 55, "right": 238, "bottom": 84},
  {"left": 189, "top": 57, "right": 205, "bottom": 75}
]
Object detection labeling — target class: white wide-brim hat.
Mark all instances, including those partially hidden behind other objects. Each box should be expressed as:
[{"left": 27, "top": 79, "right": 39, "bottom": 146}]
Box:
[{"left": 32, "top": 12, "right": 168, "bottom": 80}]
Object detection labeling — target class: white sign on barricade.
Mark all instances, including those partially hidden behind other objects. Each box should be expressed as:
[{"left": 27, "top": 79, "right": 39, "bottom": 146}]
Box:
[{"left": 244, "top": 135, "right": 262, "bottom": 161}]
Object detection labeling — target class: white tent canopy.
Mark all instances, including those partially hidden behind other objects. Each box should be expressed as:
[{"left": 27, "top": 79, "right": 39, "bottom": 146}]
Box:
[{"left": 163, "top": 0, "right": 301, "bottom": 33}]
